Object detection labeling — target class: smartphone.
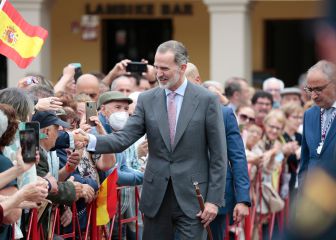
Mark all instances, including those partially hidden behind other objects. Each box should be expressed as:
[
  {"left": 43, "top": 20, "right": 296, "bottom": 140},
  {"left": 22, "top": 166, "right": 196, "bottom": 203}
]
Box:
[
  {"left": 25, "top": 121, "right": 40, "bottom": 145},
  {"left": 19, "top": 129, "right": 37, "bottom": 163},
  {"left": 126, "top": 62, "right": 147, "bottom": 73},
  {"left": 85, "top": 101, "right": 97, "bottom": 126},
  {"left": 71, "top": 63, "right": 82, "bottom": 82},
  {"left": 20, "top": 121, "right": 42, "bottom": 141}
]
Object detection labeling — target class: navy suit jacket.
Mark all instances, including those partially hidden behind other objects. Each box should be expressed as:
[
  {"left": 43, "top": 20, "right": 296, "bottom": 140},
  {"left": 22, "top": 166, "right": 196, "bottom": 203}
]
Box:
[
  {"left": 218, "top": 106, "right": 251, "bottom": 215},
  {"left": 299, "top": 105, "right": 336, "bottom": 185}
]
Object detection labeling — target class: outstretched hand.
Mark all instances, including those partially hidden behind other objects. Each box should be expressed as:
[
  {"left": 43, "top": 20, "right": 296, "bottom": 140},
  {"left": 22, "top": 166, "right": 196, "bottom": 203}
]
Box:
[{"left": 73, "top": 128, "right": 89, "bottom": 149}]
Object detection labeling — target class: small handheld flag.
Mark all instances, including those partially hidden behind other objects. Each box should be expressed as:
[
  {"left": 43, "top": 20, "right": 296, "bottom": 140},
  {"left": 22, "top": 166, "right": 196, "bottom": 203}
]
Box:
[
  {"left": 96, "top": 167, "right": 118, "bottom": 226},
  {"left": 0, "top": 0, "right": 48, "bottom": 68}
]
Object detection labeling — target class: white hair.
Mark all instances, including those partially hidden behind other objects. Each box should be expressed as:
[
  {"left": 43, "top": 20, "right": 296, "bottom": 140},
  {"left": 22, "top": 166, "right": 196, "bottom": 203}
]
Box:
[
  {"left": 263, "top": 77, "right": 285, "bottom": 91},
  {"left": 110, "top": 75, "right": 135, "bottom": 90},
  {"left": 307, "top": 60, "right": 336, "bottom": 82}
]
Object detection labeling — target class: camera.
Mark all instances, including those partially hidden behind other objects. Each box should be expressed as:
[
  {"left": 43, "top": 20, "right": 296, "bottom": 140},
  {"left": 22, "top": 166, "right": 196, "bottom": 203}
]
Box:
[{"left": 126, "top": 62, "right": 147, "bottom": 73}]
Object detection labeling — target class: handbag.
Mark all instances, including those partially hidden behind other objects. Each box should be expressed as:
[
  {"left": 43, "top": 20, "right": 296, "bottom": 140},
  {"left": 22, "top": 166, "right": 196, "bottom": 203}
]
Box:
[{"left": 261, "top": 182, "right": 285, "bottom": 213}]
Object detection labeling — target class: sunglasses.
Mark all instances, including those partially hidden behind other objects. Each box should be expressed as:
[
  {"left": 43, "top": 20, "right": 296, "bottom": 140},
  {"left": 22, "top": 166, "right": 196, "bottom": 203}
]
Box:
[{"left": 239, "top": 114, "right": 255, "bottom": 123}]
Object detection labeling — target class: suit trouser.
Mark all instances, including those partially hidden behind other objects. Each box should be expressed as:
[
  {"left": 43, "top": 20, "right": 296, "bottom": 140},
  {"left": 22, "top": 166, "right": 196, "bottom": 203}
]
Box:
[
  {"left": 209, "top": 213, "right": 226, "bottom": 240},
  {"left": 143, "top": 179, "right": 206, "bottom": 240}
]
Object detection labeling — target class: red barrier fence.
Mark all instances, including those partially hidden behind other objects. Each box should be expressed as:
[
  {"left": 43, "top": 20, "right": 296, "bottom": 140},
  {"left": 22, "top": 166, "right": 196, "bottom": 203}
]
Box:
[
  {"left": 21, "top": 185, "right": 141, "bottom": 240},
  {"left": 16, "top": 177, "right": 290, "bottom": 240}
]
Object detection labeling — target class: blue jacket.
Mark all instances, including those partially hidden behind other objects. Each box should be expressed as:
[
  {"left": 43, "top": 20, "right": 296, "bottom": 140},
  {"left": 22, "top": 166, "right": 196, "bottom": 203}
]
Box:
[
  {"left": 299, "top": 105, "right": 336, "bottom": 185},
  {"left": 218, "top": 106, "right": 251, "bottom": 215},
  {"left": 57, "top": 149, "right": 99, "bottom": 230},
  {"left": 105, "top": 152, "right": 143, "bottom": 186},
  {"left": 99, "top": 112, "right": 144, "bottom": 185},
  {"left": 99, "top": 112, "right": 112, "bottom": 134}
]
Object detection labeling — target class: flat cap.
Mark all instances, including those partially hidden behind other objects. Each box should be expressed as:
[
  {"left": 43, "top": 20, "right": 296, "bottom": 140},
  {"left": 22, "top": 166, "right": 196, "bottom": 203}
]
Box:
[{"left": 97, "top": 91, "right": 133, "bottom": 109}]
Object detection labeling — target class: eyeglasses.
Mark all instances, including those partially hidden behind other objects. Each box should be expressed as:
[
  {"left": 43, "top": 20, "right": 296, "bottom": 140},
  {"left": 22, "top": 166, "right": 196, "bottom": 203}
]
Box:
[
  {"left": 266, "top": 124, "right": 282, "bottom": 132},
  {"left": 304, "top": 81, "right": 332, "bottom": 95},
  {"left": 239, "top": 114, "right": 255, "bottom": 123}
]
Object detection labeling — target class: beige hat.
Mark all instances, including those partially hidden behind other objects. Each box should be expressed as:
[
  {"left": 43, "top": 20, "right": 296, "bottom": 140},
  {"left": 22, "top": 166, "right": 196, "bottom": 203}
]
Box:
[{"left": 280, "top": 87, "right": 301, "bottom": 97}]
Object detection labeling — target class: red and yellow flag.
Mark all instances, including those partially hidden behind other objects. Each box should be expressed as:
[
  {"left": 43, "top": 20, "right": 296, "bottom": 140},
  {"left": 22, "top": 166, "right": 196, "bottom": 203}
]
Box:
[
  {"left": 96, "top": 168, "right": 118, "bottom": 226},
  {"left": 0, "top": 0, "right": 48, "bottom": 68}
]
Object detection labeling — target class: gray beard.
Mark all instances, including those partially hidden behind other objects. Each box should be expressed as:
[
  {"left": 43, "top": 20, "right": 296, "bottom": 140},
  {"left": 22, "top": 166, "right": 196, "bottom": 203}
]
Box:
[
  {"left": 158, "top": 81, "right": 168, "bottom": 89},
  {"left": 157, "top": 73, "right": 180, "bottom": 90}
]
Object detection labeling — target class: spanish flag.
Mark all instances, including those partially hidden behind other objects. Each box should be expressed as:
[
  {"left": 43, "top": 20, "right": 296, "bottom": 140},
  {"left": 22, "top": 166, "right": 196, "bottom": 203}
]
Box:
[
  {"left": 96, "top": 168, "right": 118, "bottom": 226},
  {"left": 0, "top": 0, "right": 48, "bottom": 68}
]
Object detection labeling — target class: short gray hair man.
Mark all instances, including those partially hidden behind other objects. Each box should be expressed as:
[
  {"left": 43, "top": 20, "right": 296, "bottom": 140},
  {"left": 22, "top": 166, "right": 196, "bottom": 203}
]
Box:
[
  {"left": 263, "top": 77, "right": 285, "bottom": 107},
  {"left": 157, "top": 40, "right": 189, "bottom": 66}
]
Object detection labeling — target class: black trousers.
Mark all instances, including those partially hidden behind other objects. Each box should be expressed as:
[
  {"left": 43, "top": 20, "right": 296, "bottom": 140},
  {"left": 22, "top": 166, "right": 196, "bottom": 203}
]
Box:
[
  {"left": 143, "top": 179, "right": 206, "bottom": 240},
  {"left": 209, "top": 213, "right": 227, "bottom": 240}
]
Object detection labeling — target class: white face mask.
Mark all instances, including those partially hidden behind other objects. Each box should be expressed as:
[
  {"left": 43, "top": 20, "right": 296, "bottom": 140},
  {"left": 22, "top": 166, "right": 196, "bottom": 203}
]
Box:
[{"left": 109, "top": 111, "right": 129, "bottom": 131}]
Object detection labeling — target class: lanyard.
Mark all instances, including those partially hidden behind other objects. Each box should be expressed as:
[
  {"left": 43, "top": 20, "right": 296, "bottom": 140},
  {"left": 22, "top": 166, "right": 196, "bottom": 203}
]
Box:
[{"left": 320, "top": 108, "right": 336, "bottom": 142}]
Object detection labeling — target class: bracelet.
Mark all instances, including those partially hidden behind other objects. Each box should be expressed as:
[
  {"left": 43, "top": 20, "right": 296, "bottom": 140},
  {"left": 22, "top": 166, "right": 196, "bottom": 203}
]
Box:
[
  {"left": 65, "top": 163, "right": 75, "bottom": 173},
  {"left": 45, "top": 178, "right": 52, "bottom": 192}
]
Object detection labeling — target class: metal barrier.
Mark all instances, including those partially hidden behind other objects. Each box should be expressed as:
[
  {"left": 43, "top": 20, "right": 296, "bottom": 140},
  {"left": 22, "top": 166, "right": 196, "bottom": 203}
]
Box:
[
  {"left": 49, "top": 203, "right": 82, "bottom": 240},
  {"left": 25, "top": 208, "right": 43, "bottom": 240},
  {"left": 17, "top": 177, "right": 291, "bottom": 240},
  {"left": 116, "top": 185, "right": 141, "bottom": 240},
  {"left": 250, "top": 163, "right": 290, "bottom": 240},
  {"left": 84, "top": 185, "right": 141, "bottom": 240}
]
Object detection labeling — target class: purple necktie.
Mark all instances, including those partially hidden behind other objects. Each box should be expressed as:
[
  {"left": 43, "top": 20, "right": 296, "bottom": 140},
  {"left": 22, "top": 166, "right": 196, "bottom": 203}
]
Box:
[{"left": 168, "top": 92, "right": 177, "bottom": 145}]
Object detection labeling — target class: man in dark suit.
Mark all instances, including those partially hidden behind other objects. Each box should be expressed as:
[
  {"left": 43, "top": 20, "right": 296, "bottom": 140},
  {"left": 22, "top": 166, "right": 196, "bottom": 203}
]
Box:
[
  {"left": 299, "top": 60, "right": 336, "bottom": 186},
  {"left": 209, "top": 106, "right": 251, "bottom": 240},
  {"left": 86, "top": 40, "right": 228, "bottom": 240},
  {"left": 185, "top": 63, "right": 250, "bottom": 239}
]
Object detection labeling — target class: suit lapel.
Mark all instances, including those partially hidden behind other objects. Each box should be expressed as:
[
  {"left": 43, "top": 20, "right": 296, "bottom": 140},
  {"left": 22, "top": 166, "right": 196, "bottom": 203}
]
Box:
[
  {"left": 172, "top": 83, "right": 200, "bottom": 151},
  {"left": 152, "top": 88, "right": 172, "bottom": 151}
]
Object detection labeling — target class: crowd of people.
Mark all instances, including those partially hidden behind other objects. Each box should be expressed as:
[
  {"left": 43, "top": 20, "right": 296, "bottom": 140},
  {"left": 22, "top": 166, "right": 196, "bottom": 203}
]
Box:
[{"left": 0, "top": 39, "right": 335, "bottom": 240}]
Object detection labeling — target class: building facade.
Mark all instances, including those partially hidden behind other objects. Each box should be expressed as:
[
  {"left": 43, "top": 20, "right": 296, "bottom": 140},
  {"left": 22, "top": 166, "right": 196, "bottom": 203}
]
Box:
[{"left": 4, "top": 0, "right": 322, "bottom": 88}]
